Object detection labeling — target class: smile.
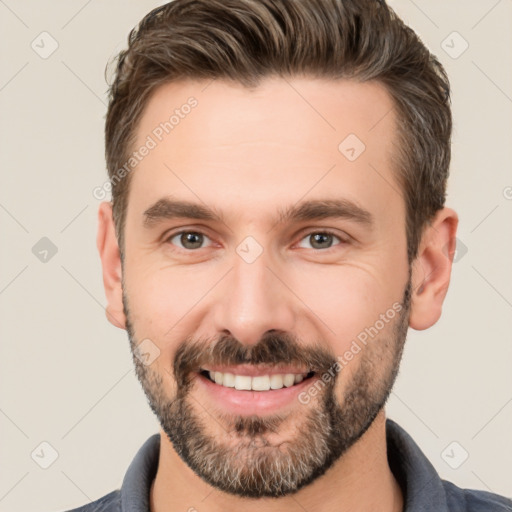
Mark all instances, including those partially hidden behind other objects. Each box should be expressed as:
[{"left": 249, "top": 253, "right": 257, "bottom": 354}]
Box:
[{"left": 200, "top": 369, "right": 316, "bottom": 391}]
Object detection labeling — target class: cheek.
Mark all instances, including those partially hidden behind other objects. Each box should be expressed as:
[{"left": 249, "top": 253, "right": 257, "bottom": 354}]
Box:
[
  {"left": 288, "top": 263, "right": 398, "bottom": 350},
  {"left": 124, "top": 266, "right": 215, "bottom": 344}
]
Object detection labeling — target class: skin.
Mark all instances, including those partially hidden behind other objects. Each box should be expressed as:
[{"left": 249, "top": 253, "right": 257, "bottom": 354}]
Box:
[{"left": 97, "top": 77, "right": 458, "bottom": 512}]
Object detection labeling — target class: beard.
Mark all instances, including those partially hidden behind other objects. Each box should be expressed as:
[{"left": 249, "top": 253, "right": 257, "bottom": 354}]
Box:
[{"left": 123, "top": 272, "right": 412, "bottom": 498}]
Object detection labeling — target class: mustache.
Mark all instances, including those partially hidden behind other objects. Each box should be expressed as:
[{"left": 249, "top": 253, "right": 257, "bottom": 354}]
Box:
[{"left": 173, "top": 330, "right": 338, "bottom": 389}]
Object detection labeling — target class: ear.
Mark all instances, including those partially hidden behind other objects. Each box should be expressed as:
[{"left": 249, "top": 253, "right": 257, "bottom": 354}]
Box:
[
  {"left": 97, "top": 201, "right": 126, "bottom": 330},
  {"left": 409, "top": 207, "right": 459, "bottom": 331}
]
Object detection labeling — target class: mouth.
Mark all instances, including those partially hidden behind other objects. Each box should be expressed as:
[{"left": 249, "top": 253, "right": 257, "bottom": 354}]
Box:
[
  {"left": 199, "top": 368, "right": 316, "bottom": 391},
  {"left": 195, "top": 367, "right": 319, "bottom": 415}
]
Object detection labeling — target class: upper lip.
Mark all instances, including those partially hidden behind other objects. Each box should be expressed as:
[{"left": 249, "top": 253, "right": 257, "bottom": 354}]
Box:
[{"left": 200, "top": 364, "right": 311, "bottom": 377}]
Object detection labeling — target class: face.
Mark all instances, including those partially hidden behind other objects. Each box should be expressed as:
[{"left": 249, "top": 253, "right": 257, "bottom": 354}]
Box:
[{"left": 119, "top": 77, "right": 412, "bottom": 498}]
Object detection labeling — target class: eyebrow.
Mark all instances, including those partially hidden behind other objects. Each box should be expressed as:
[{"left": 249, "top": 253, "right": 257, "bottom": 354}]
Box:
[{"left": 142, "top": 197, "right": 374, "bottom": 229}]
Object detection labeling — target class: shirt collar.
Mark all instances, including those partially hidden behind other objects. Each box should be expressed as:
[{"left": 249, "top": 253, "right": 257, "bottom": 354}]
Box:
[
  {"left": 121, "top": 433, "right": 160, "bottom": 512},
  {"left": 386, "top": 418, "right": 449, "bottom": 511}
]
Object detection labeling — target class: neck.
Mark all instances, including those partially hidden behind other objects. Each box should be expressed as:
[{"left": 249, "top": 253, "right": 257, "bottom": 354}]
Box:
[{"left": 150, "top": 410, "right": 403, "bottom": 512}]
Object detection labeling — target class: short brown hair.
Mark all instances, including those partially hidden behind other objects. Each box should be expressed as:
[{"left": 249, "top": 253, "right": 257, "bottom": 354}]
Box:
[{"left": 104, "top": 0, "right": 451, "bottom": 265}]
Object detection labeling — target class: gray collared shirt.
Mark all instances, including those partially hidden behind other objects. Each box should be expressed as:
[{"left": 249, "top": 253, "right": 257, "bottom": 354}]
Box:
[{"left": 62, "top": 418, "right": 512, "bottom": 511}]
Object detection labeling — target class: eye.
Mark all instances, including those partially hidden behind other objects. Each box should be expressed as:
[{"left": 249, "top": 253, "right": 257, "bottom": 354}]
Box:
[
  {"left": 165, "top": 230, "right": 213, "bottom": 251},
  {"left": 296, "top": 230, "right": 346, "bottom": 251},
  {"left": 163, "top": 229, "right": 347, "bottom": 252}
]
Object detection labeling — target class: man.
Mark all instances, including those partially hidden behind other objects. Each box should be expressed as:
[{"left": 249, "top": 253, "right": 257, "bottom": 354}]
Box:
[{"left": 67, "top": 0, "right": 512, "bottom": 511}]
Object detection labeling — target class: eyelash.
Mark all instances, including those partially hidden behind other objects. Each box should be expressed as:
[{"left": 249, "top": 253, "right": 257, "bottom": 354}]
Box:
[{"left": 163, "top": 229, "right": 348, "bottom": 253}]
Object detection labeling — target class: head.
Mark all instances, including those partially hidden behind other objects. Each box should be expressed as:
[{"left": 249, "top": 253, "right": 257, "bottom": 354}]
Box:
[{"left": 97, "top": 0, "right": 458, "bottom": 499}]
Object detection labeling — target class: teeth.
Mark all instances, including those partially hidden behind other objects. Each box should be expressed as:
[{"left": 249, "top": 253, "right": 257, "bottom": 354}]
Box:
[
  {"left": 221, "top": 372, "right": 235, "bottom": 387},
  {"left": 270, "top": 374, "right": 284, "bottom": 389},
  {"left": 235, "top": 375, "right": 253, "bottom": 390},
  {"left": 251, "top": 375, "right": 270, "bottom": 391},
  {"left": 205, "top": 370, "right": 309, "bottom": 391}
]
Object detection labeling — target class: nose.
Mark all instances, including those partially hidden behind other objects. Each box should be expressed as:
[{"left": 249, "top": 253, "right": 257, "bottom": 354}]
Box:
[{"left": 211, "top": 248, "right": 297, "bottom": 347}]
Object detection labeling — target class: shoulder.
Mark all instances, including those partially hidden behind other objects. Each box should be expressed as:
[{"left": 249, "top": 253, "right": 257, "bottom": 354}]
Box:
[
  {"left": 60, "top": 489, "right": 121, "bottom": 512},
  {"left": 443, "top": 480, "right": 512, "bottom": 511}
]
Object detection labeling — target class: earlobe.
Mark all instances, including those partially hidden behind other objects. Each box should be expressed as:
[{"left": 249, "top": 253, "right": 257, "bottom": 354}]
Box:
[
  {"left": 409, "top": 207, "right": 459, "bottom": 331},
  {"left": 97, "top": 201, "right": 127, "bottom": 330}
]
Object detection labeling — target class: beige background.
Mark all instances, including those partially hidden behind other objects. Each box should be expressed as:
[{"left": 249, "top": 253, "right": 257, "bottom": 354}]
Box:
[{"left": 1, "top": 1, "right": 511, "bottom": 511}]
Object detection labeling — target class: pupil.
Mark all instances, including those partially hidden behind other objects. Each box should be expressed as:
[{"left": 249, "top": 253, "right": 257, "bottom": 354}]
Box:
[
  {"left": 182, "top": 232, "right": 202, "bottom": 249},
  {"left": 312, "top": 233, "right": 331, "bottom": 249}
]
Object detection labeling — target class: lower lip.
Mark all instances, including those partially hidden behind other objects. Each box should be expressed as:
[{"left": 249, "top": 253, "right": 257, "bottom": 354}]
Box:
[{"left": 194, "top": 372, "right": 318, "bottom": 415}]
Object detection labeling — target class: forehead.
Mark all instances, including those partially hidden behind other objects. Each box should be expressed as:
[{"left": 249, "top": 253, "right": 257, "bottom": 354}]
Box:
[
  {"left": 128, "top": 77, "right": 402, "bottom": 229},
  {"left": 136, "top": 76, "right": 396, "bottom": 152}
]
